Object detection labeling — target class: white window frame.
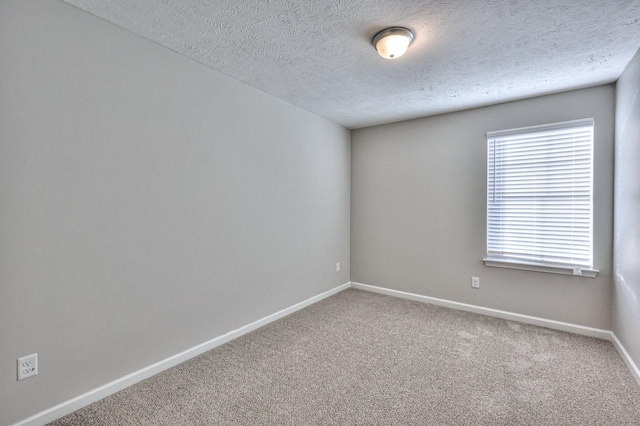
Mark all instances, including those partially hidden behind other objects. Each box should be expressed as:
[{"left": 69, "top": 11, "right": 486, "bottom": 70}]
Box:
[{"left": 483, "top": 118, "right": 598, "bottom": 278}]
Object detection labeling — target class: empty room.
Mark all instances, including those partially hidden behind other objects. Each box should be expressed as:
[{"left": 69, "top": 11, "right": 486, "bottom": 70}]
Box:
[{"left": 2, "top": 0, "right": 640, "bottom": 425}]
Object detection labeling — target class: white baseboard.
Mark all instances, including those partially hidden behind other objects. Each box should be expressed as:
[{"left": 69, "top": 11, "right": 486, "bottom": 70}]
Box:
[
  {"left": 610, "top": 332, "right": 640, "bottom": 387},
  {"left": 12, "top": 280, "right": 640, "bottom": 425},
  {"left": 13, "top": 282, "right": 351, "bottom": 426},
  {"left": 350, "top": 281, "right": 640, "bottom": 386},
  {"left": 349, "top": 282, "right": 611, "bottom": 339}
]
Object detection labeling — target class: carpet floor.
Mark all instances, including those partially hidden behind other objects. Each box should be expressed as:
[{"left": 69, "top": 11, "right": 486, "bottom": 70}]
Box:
[{"left": 50, "top": 288, "right": 640, "bottom": 425}]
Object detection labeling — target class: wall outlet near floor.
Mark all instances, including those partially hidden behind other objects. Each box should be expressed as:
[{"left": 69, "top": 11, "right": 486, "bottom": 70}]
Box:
[
  {"left": 471, "top": 277, "right": 480, "bottom": 289},
  {"left": 17, "top": 353, "right": 38, "bottom": 381},
  {"left": 336, "top": 262, "right": 341, "bottom": 272}
]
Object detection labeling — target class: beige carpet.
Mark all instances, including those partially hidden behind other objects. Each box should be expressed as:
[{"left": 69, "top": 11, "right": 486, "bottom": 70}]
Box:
[{"left": 50, "top": 288, "right": 640, "bottom": 425}]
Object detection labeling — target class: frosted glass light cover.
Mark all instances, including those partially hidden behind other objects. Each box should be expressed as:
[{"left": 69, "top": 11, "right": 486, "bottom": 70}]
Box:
[
  {"left": 376, "top": 35, "right": 410, "bottom": 59},
  {"left": 372, "top": 27, "right": 415, "bottom": 59}
]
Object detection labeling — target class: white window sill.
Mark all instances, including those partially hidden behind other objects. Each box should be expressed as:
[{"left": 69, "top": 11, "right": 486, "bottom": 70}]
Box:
[{"left": 483, "top": 258, "right": 599, "bottom": 278}]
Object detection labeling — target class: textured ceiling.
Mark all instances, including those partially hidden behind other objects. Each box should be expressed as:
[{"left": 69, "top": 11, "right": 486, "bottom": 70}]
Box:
[{"left": 61, "top": 0, "right": 640, "bottom": 129}]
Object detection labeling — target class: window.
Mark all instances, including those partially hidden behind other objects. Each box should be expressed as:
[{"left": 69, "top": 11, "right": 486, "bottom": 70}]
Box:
[{"left": 484, "top": 118, "right": 598, "bottom": 277}]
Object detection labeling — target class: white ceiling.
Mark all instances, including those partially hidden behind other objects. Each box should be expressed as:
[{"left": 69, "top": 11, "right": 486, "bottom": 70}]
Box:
[{"left": 62, "top": 0, "right": 640, "bottom": 129}]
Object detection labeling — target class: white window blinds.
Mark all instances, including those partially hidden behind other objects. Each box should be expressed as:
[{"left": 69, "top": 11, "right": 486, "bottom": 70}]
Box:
[{"left": 486, "top": 118, "right": 594, "bottom": 270}]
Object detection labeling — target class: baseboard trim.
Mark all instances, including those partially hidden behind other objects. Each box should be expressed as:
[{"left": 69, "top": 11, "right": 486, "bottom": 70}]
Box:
[
  {"left": 610, "top": 332, "right": 640, "bottom": 387},
  {"left": 350, "top": 281, "right": 640, "bottom": 386},
  {"left": 13, "top": 282, "right": 351, "bottom": 426},
  {"left": 349, "top": 282, "right": 611, "bottom": 339},
  {"left": 12, "top": 280, "right": 640, "bottom": 425}
]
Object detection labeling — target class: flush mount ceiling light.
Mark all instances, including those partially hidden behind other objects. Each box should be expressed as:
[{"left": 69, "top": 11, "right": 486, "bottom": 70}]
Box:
[{"left": 372, "top": 27, "right": 415, "bottom": 59}]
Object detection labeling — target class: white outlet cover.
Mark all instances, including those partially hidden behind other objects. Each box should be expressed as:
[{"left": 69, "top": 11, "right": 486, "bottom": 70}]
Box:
[
  {"left": 471, "top": 277, "right": 480, "bottom": 289},
  {"left": 17, "top": 353, "right": 38, "bottom": 381}
]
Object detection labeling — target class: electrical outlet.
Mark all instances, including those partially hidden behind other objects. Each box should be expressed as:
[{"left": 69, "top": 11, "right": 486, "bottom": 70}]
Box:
[
  {"left": 17, "top": 353, "right": 38, "bottom": 381},
  {"left": 471, "top": 277, "right": 480, "bottom": 289},
  {"left": 336, "top": 262, "right": 341, "bottom": 272}
]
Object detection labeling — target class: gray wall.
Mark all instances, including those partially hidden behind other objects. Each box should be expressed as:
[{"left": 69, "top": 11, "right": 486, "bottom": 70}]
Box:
[
  {"left": 613, "top": 48, "right": 640, "bottom": 369},
  {"left": 0, "top": 1, "right": 350, "bottom": 425},
  {"left": 351, "top": 86, "right": 614, "bottom": 329}
]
